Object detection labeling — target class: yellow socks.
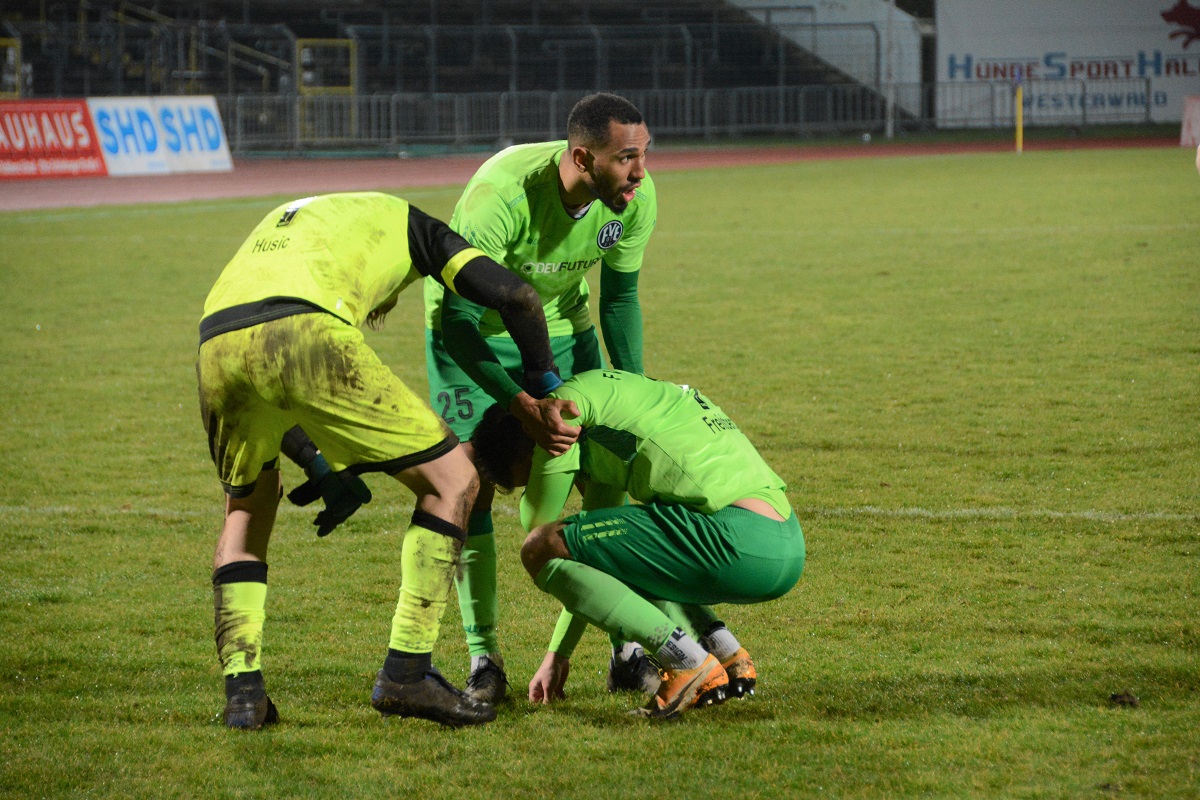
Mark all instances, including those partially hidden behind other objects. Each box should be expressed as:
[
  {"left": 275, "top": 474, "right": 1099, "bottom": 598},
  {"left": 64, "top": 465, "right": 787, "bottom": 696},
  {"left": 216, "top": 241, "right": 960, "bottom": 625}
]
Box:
[
  {"left": 388, "top": 516, "right": 465, "bottom": 653},
  {"left": 212, "top": 561, "right": 268, "bottom": 676}
]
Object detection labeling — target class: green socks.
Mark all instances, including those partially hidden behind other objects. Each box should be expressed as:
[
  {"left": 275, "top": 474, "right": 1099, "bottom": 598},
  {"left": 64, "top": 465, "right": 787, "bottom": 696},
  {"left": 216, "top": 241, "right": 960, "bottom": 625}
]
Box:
[
  {"left": 535, "top": 558, "right": 710, "bottom": 670},
  {"left": 535, "top": 558, "right": 677, "bottom": 655},
  {"left": 650, "top": 600, "right": 717, "bottom": 639},
  {"left": 455, "top": 511, "right": 499, "bottom": 656}
]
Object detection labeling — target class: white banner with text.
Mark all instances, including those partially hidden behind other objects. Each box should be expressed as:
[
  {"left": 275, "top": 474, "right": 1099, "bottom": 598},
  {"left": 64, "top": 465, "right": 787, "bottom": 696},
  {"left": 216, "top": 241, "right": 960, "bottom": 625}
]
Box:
[
  {"left": 936, "top": 0, "right": 1200, "bottom": 127},
  {"left": 85, "top": 95, "right": 232, "bottom": 176}
]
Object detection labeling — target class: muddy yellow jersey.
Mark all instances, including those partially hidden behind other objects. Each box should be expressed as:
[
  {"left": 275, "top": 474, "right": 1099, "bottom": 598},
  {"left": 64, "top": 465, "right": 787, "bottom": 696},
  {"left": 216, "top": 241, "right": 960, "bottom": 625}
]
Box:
[{"left": 203, "top": 192, "right": 421, "bottom": 329}]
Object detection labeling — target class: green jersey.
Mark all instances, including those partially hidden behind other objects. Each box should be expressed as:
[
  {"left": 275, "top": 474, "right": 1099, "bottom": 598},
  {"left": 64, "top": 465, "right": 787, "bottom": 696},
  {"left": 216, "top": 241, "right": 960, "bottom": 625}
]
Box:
[
  {"left": 424, "top": 141, "right": 657, "bottom": 338},
  {"left": 524, "top": 370, "right": 790, "bottom": 524},
  {"left": 203, "top": 193, "right": 424, "bottom": 328}
]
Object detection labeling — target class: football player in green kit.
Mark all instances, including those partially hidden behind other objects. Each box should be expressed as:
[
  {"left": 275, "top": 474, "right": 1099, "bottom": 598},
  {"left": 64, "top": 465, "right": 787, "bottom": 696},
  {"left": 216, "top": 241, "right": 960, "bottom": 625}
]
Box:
[
  {"left": 197, "top": 192, "right": 578, "bottom": 730},
  {"left": 468, "top": 369, "right": 806, "bottom": 719},
  {"left": 424, "top": 93, "right": 659, "bottom": 702}
]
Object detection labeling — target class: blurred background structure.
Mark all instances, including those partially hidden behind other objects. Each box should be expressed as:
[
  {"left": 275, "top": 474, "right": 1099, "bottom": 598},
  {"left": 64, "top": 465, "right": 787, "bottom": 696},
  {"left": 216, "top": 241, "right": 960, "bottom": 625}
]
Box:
[{"left": 0, "top": 1, "right": 1166, "bottom": 153}]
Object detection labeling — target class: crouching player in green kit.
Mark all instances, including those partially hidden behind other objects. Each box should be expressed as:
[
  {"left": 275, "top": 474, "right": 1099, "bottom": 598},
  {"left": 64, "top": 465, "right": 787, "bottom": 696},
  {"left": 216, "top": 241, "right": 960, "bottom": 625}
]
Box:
[
  {"left": 469, "top": 369, "right": 805, "bottom": 719},
  {"left": 197, "top": 192, "right": 578, "bottom": 730}
]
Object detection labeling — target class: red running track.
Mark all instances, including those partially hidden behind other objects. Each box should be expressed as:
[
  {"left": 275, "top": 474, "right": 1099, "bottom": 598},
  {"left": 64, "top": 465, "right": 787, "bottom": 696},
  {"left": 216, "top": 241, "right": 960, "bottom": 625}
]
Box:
[{"left": 1, "top": 137, "right": 1178, "bottom": 212}]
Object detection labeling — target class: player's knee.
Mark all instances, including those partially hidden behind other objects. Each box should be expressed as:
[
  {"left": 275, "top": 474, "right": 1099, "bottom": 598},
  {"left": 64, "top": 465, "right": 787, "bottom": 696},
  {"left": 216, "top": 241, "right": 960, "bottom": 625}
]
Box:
[
  {"left": 428, "top": 449, "right": 480, "bottom": 507},
  {"left": 439, "top": 468, "right": 478, "bottom": 527},
  {"left": 520, "top": 523, "right": 568, "bottom": 581},
  {"left": 519, "top": 529, "right": 546, "bottom": 580},
  {"left": 456, "top": 466, "right": 480, "bottom": 508}
]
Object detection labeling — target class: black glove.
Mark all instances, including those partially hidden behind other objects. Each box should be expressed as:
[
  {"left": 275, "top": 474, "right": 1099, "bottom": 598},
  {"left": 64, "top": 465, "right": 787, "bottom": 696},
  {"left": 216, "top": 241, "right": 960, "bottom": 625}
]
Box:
[{"left": 287, "top": 454, "right": 372, "bottom": 537}]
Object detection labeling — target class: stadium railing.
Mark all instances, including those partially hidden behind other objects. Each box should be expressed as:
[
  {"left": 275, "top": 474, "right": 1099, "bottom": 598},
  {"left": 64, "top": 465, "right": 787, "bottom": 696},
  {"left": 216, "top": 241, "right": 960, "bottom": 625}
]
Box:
[{"left": 218, "top": 79, "right": 1157, "bottom": 154}]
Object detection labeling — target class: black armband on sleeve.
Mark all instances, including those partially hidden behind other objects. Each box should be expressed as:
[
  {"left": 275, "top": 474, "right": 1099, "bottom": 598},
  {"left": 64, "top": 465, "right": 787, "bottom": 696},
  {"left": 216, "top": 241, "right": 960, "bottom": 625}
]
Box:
[{"left": 406, "top": 203, "right": 472, "bottom": 282}]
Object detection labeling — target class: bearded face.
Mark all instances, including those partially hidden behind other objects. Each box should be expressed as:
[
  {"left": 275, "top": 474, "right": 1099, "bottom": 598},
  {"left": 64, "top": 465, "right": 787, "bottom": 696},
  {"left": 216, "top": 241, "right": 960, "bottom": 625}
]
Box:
[
  {"left": 583, "top": 122, "right": 650, "bottom": 215},
  {"left": 591, "top": 165, "right": 638, "bottom": 214}
]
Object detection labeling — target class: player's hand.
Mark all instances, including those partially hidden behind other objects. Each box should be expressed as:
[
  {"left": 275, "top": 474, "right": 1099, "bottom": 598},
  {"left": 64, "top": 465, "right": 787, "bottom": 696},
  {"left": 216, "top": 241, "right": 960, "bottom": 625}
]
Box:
[
  {"left": 509, "top": 392, "right": 580, "bottom": 457},
  {"left": 287, "top": 455, "right": 372, "bottom": 537},
  {"left": 528, "top": 651, "right": 570, "bottom": 704}
]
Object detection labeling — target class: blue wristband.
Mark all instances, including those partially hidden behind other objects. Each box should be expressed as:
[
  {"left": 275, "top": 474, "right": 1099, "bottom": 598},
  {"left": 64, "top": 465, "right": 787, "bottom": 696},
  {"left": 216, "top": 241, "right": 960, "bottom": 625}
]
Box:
[
  {"left": 527, "top": 371, "right": 563, "bottom": 399},
  {"left": 306, "top": 453, "right": 333, "bottom": 481}
]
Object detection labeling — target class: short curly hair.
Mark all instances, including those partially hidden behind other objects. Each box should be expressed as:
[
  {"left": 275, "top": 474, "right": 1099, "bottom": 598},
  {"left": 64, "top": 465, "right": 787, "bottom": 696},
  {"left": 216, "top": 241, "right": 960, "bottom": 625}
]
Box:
[
  {"left": 468, "top": 402, "right": 532, "bottom": 492},
  {"left": 566, "top": 93, "right": 644, "bottom": 149}
]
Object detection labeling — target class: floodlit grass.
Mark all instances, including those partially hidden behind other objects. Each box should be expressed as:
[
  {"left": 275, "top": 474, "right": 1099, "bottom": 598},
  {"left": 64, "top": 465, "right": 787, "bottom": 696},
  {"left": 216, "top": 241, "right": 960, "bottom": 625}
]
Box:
[{"left": 1, "top": 147, "right": 1197, "bottom": 799}]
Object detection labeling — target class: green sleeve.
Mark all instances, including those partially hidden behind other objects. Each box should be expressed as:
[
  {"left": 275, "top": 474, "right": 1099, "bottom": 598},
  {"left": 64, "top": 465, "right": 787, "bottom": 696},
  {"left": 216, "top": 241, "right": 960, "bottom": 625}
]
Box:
[
  {"left": 599, "top": 264, "right": 643, "bottom": 374},
  {"left": 441, "top": 290, "right": 524, "bottom": 407},
  {"left": 547, "top": 608, "right": 589, "bottom": 657},
  {"left": 519, "top": 446, "right": 578, "bottom": 531},
  {"left": 518, "top": 384, "right": 593, "bottom": 530}
]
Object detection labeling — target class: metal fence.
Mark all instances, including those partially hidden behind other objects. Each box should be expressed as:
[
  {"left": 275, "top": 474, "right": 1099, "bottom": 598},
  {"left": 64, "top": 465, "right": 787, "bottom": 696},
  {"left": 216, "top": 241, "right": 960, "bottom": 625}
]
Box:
[
  {"left": 5, "top": 17, "right": 882, "bottom": 99},
  {"left": 220, "top": 79, "right": 1156, "bottom": 154},
  {"left": 341, "top": 21, "right": 884, "bottom": 94}
]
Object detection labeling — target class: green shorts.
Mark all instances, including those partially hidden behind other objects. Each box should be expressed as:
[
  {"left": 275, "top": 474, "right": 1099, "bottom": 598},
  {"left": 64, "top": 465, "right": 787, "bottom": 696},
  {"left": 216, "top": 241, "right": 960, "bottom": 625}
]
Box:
[
  {"left": 424, "top": 327, "right": 604, "bottom": 439},
  {"left": 561, "top": 502, "right": 805, "bottom": 605},
  {"left": 198, "top": 312, "right": 454, "bottom": 496}
]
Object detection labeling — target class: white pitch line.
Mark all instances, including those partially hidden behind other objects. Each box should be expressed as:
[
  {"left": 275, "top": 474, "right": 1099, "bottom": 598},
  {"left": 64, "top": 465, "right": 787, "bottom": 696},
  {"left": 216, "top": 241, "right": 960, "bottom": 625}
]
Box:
[
  {"left": 807, "top": 506, "right": 1200, "bottom": 523},
  {"left": 1, "top": 504, "right": 1196, "bottom": 524},
  {"left": 657, "top": 222, "right": 1199, "bottom": 238},
  {"left": 0, "top": 504, "right": 330, "bottom": 519}
]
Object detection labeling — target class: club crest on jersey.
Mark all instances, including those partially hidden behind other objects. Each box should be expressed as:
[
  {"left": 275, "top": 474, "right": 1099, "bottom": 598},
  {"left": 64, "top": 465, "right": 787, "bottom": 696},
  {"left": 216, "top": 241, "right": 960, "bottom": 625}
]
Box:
[{"left": 596, "top": 221, "right": 624, "bottom": 250}]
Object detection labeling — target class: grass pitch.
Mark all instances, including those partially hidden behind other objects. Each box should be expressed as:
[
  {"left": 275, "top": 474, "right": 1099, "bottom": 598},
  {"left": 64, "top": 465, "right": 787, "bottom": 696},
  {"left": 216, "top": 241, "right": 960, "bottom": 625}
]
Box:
[{"left": 1, "top": 145, "right": 1197, "bottom": 799}]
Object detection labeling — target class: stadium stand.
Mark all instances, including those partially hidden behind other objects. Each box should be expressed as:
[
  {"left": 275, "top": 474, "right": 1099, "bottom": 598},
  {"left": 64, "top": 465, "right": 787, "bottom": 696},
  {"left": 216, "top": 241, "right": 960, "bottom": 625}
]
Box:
[{"left": 1, "top": 0, "right": 871, "bottom": 97}]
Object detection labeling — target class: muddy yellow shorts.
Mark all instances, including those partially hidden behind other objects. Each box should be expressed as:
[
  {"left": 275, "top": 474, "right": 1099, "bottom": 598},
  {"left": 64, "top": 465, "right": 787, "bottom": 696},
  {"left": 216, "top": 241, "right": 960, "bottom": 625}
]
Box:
[{"left": 197, "top": 312, "right": 454, "bottom": 496}]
